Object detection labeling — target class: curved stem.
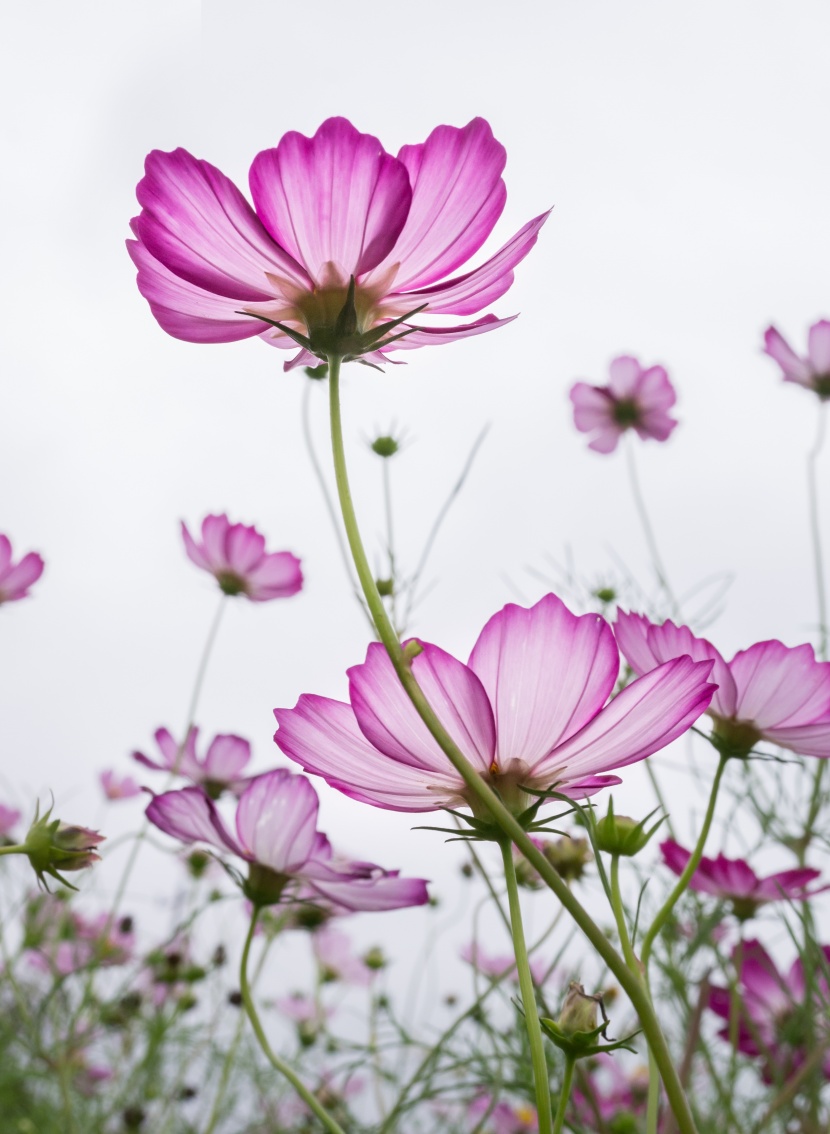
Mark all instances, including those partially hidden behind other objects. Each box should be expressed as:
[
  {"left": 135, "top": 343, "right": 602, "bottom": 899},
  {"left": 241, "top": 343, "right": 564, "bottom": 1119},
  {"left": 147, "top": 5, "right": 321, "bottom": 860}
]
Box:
[
  {"left": 552, "top": 1055, "right": 575, "bottom": 1134},
  {"left": 641, "top": 754, "right": 727, "bottom": 969},
  {"left": 625, "top": 437, "right": 679, "bottom": 617},
  {"left": 807, "top": 402, "right": 828, "bottom": 661},
  {"left": 500, "top": 838, "right": 553, "bottom": 1134},
  {"left": 240, "top": 909, "right": 347, "bottom": 1134},
  {"left": 326, "top": 355, "right": 698, "bottom": 1134}
]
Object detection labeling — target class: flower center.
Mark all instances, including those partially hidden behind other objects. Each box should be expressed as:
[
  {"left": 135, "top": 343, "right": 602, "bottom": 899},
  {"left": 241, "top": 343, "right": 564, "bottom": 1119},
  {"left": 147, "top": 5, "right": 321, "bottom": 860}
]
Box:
[
  {"left": 611, "top": 397, "right": 641, "bottom": 427},
  {"left": 215, "top": 571, "right": 248, "bottom": 597},
  {"left": 710, "top": 717, "right": 762, "bottom": 759}
]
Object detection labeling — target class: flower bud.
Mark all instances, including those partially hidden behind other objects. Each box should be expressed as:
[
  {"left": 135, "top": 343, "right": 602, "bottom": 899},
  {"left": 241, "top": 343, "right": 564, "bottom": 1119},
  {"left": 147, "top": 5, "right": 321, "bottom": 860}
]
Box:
[
  {"left": 22, "top": 804, "right": 104, "bottom": 888},
  {"left": 376, "top": 577, "right": 394, "bottom": 597},
  {"left": 371, "top": 435, "right": 400, "bottom": 458},
  {"left": 557, "top": 981, "right": 599, "bottom": 1036},
  {"left": 363, "top": 946, "right": 386, "bottom": 971},
  {"left": 304, "top": 363, "right": 328, "bottom": 380},
  {"left": 594, "top": 798, "right": 662, "bottom": 857}
]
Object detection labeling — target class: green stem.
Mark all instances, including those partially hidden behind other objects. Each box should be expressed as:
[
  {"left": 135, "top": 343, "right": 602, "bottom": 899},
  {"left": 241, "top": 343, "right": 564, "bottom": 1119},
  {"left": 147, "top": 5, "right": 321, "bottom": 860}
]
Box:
[
  {"left": 326, "top": 355, "right": 698, "bottom": 1134},
  {"left": 500, "top": 838, "right": 553, "bottom": 1134},
  {"left": 0, "top": 844, "right": 27, "bottom": 857},
  {"left": 625, "top": 437, "right": 679, "bottom": 617},
  {"left": 552, "top": 1056, "right": 575, "bottom": 1134},
  {"left": 641, "top": 753, "right": 727, "bottom": 969},
  {"left": 240, "top": 909, "right": 347, "bottom": 1134}
]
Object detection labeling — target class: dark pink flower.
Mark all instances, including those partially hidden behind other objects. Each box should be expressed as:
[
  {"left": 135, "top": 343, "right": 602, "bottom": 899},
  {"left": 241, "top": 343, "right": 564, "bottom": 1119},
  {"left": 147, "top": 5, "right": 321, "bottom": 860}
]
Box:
[
  {"left": 99, "top": 770, "right": 142, "bottom": 801},
  {"left": 274, "top": 593, "right": 715, "bottom": 814},
  {"left": 128, "top": 117, "right": 547, "bottom": 368},
  {"left": 133, "top": 726, "right": 252, "bottom": 797},
  {"left": 660, "top": 839, "right": 828, "bottom": 919},
  {"left": 569, "top": 356, "right": 678, "bottom": 454},
  {"left": 146, "top": 769, "right": 429, "bottom": 912},
  {"left": 615, "top": 612, "right": 830, "bottom": 759},
  {"left": 0, "top": 534, "right": 44, "bottom": 605},
  {"left": 764, "top": 320, "right": 830, "bottom": 399},
  {"left": 182, "top": 513, "right": 302, "bottom": 601},
  {"left": 708, "top": 939, "right": 830, "bottom": 1081}
]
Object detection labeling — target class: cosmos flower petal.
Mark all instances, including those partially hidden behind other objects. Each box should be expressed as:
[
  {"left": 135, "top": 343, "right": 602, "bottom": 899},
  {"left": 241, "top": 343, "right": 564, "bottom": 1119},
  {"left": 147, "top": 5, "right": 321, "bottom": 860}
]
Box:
[
  {"left": 758, "top": 720, "right": 830, "bottom": 758},
  {"left": 729, "top": 640, "right": 830, "bottom": 728},
  {"left": 1, "top": 553, "right": 45, "bottom": 597},
  {"left": 249, "top": 118, "right": 412, "bottom": 282},
  {"left": 569, "top": 383, "right": 616, "bottom": 430},
  {"left": 273, "top": 695, "right": 464, "bottom": 811},
  {"left": 235, "top": 771, "right": 320, "bottom": 873},
  {"left": 539, "top": 657, "right": 715, "bottom": 781},
  {"left": 807, "top": 320, "right": 830, "bottom": 372},
  {"left": 379, "top": 314, "right": 517, "bottom": 350},
  {"left": 146, "top": 786, "right": 243, "bottom": 856},
  {"left": 396, "top": 212, "right": 549, "bottom": 316},
  {"left": 755, "top": 867, "right": 825, "bottom": 901},
  {"left": 135, "top": 148, "right": 308, "bottom": 298},
  {"left": 202, "top": 735, "right": 251, "bottom": 780},
  {"left": 305, "top": 871, "right": 429, "bottom": 912},
  {"left": 468, "top": 594, "right": 619, "bottom": 765},
  {"left": 615, "top": 611, "right": 737, "bottom": 717},
  {"left": 348, "top": 641, "right": 496, "bottom": 773},
  {"left": 381, "top": 118, "right": 507, "bottom": 290},
  {"left": 244, "top": 552, "right": 304, "bottom": 600},
  {"left": 763, "top": 326, "right": 812, "bottom": 386},
  {"left": 607, "top": 355, "right": 643, "bottom": 397}
]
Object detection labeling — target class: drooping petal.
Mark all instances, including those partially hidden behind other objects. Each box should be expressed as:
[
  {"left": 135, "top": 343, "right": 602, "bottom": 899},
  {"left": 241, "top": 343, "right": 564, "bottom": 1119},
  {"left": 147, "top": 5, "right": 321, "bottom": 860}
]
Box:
[
  {"left": 145, "top": 786, "right": 243, "bottom": 856},
  {"left": 180, "top": 521, "right": 212, "bottom": 571},
  {"left": 468, "top": 595, "right": 619, "bottom": 767},
  {"left": 274, "top": 695, "right": 465, "bottom": 811},
  {"left": 763, "top": 326, "right": 812, "bottom": 386},
  {"left": 379, "top": 118, "right": 507, "bottom": 290},
  {"left": 304, "top": 869, "right": 429, "bottom": 913},
  {"left": 249, "top": 118, "right": 411, "bottom": 283},
  {"left": 614, "top": 612, "right": 737, "bottom": 717},
  {"left": 807, "top": 320, "right": 830, "bottom": 372},
  {"left": 569, "top": 383, "right": 615, "bottom": 432},
  {"left": 349, "top": 641, "right": 496, "bottom": 773},
  {"left": 378, "top": 314, "right": 517, "bottom": 351},
  {"left": 538, "top": 657, "right": 716, "bottom": 781},
  {"left": 755, "top": 867, "right": 824, "bottom": 902},
  {"left": 235, "top": 771, "right": 320, "bottom": 873},
  {"left": 135, "top": 148, "right": 309, "bottom": 298},
  {"left": 729, "top": 640, "right": 830, "bottom": 729},
  {"left": 393, "top": 212, "right": 549, "bottom": 316}
]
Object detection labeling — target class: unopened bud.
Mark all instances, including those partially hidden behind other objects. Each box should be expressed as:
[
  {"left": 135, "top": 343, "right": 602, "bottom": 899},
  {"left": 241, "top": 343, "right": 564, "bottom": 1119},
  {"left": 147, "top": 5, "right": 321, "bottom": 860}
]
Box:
[
  {"left": 363, "top": 946, "right": 386, "bottom": 971},
  {"left": 557, "top": 981, "right": 599, "bottom": 1035},
  {"left": 22, "top": 804, "right": 104, "bottom": 889},
  {"left": 594, "top": 798, "right": 662, "bottom": 857},
  {"left": 371, "top": 435, "right": 400, "bottom": 458},
  {"left": 376, "top": 577, "right": 394, "bottom": 597}
]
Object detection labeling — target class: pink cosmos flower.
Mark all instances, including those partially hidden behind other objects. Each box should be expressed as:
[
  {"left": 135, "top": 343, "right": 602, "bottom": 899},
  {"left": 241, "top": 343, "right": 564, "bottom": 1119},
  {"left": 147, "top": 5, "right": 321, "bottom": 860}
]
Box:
[
  {"left": 275, "top": 992, "right": 328, "bottom": 1023},
  {"left": 569, "top": 356, "right": 678, "bottom": 454},
  {"left": 660, "top": 839, "right": 828, "bottom": 919},
  {"left": 763, "top": 320, "right": 830, "bottom": 399},
  {"left": 0, "top": 534, "right": 44, "bottom": 605},
  {"left": 615, "top": 612, "right": 830, "bottom": 759},
  {"left": 570, "top": 1054, "right": 648, "bottom": 1126},
  {"left": 708, "top": 938, "right": 830, "bottom": 1081},
  {"left": 133, "top": 725, "right": 252, "bottom": 797},
  {"left": 146, "top": 769, "right": 429, "bottom": 912},
  {"left": 99, "top": 769, "right": 142, "bottom": 801},
  {"left": 182, "top": 514, "right": 302, "bottom": 601},
  {"left": 274, "top": 593, "right": 716, "bottom": 814},
  {"left": 128, "top": 117, "right": 547, "bottom": 369},
  {"left": 0, "top": 804, "right": 22, "bottom": 839},
  {"left": 313, "top": 927, "right": 374, "bottom": 986},
  {"left": 467, "top": 1094, "right": 538, "bottom": 1134},
  {"left": 460, "top": 942, "right": 549, "bottom": 986}
]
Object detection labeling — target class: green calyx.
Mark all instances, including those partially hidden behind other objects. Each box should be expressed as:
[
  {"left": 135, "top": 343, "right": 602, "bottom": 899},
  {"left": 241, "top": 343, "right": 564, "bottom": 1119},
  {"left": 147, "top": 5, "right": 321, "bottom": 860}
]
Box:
[
  {"left": 541, "top": 982, "right": 640, "bottom": 1060},
  {"left": 244, "top": 863, "right": 290, "bottom": 907},
  {"left": 594, "top": 798, "right": 663, "bottom": 857},
  {"left": 709, "top": 717, "right": 762, "bottom": 760},
  {"left": 21, "top": 804, "right": 103, "bottom": 890},
  {"left": 237, "top": 277, "right": 428, "bottom": 365}
]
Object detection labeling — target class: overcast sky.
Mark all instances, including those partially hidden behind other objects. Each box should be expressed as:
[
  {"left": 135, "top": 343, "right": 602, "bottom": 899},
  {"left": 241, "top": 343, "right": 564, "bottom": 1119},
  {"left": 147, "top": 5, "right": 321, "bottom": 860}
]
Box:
[{"left": 2, "top": 0, "right": 829, "bottom": 977}]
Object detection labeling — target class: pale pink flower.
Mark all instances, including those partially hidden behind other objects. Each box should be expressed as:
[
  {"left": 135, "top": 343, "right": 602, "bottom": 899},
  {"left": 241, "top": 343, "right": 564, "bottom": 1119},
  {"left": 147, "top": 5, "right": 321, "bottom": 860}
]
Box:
[
  {"left": 569, "top": 356, "right": 678, "bottom": 454},
  {"left": 467, "top": 1093, "right": 538, "bottom": 1133},
  {"left": 0, "top": 804, "right": 22, "bottom": 838},
  {"left": 275, "top": 992, "right": 326, "bottom": 1023},
  {"left": 763, "top": 320, "right": 830, "bottom": 399},
  {"left": 99, "top": 769, "right": 141, "bottom": 801},
  {"left": 570, "top": 1053, "right": 648, "bottom": 1125},
  {"left": 615, "top": 612, "right": 830, "bottom": 759},
  {"left": 313, "top": 927, "right": 374, "bottom": 986},
  {"left": 274, "top": 593, "right": 715, "bottom": 813},
  {"left": 146, "top": 769, "right": 429, "bottom": 912},
  {"left": 460, "top": 942, "right": 549, "bottom": 986},
  {"left": 660, "top": 839, "right": 828, "bottom": 919},
  {"left": 133, "top": 725, "right": 252, "bottom": 797},
  {"left": 128, "top": 117, "right": 547, "bottom": 368},
  {"left": 708, "top": 938, "right": 830, "bottom": 1081},
  {"left": 182, "top": 513, "right": 302, "bottom": 601},
  {"left": 0, "top": 534, "right": 44, "bottom": 605}
]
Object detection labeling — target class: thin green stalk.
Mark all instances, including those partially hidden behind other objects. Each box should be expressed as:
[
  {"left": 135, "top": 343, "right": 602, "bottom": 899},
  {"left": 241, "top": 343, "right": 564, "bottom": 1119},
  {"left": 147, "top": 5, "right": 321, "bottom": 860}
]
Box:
[
  {"left": 641, "top": 754, "right": 727, "bottom": 968},
  {"left": 240, "top": 910, "right": 347, "bottom": 1134},
  {"left": 326, "top": 356, "right": 698, "bottom": 1134},
  {"left": 0, "top": 844, "right": 26, "bottom": 857},
  {"left": 501, "top": 838, "right": 553, "bottom": 1134},
  {"left": 552, "top": 1055, "right": 575, "bottom": 1134},
  {"left": 625, "top": 437, "right": 679, "bottom": 617}
]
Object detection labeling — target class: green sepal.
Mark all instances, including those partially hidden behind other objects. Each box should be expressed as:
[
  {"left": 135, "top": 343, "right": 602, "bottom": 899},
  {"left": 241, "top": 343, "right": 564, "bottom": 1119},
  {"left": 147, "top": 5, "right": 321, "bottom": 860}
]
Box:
[{"left": 539, "top": 1017, "right": 642, "bottom": 1060}]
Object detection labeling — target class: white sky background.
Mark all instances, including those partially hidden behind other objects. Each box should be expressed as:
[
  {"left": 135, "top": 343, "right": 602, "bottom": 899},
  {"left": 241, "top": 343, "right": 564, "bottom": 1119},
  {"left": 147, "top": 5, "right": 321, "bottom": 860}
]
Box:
[{"left": 2, "top": 0, "right": 830, "bottom": 999}]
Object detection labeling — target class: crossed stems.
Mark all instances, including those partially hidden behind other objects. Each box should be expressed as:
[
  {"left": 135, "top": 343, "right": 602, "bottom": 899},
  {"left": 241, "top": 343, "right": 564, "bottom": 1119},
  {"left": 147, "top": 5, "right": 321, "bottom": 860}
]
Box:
[{"left": 324, "top": 353, "right": 701, "bottom": 1134}]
